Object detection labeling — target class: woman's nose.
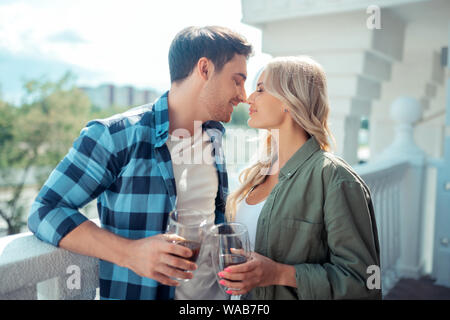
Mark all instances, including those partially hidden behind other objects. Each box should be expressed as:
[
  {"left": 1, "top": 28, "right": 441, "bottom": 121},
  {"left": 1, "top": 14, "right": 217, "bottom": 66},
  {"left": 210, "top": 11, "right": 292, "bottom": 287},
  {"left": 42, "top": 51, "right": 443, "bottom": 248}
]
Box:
[{"left": 246, "top": 92, "right": 255, "bottom": 104}]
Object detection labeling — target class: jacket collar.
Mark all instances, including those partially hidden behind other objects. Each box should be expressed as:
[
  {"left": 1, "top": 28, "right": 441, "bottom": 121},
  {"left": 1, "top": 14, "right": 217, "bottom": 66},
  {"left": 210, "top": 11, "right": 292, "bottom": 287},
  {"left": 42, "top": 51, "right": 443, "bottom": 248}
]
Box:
[{"left": 279, "top": 136, "right": 321, "bottom": 179}]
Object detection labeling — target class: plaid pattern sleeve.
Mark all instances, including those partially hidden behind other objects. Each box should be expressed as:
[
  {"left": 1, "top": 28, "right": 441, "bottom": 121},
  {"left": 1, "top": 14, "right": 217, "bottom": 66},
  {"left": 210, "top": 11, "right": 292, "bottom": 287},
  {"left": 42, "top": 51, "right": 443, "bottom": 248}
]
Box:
[
  {"left": 28, "top": 120, "right": 117, "bottom": 246},
  {"left": 28, "top": 91, "right": 228, "bottom": 300}
]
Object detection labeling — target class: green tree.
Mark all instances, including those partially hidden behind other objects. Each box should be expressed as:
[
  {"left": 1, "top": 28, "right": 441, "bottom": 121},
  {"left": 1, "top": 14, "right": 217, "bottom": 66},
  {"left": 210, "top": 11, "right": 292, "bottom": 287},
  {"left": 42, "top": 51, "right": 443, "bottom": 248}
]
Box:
[{"left": 0, "top": 72, "right": 91, "bottom": 235}]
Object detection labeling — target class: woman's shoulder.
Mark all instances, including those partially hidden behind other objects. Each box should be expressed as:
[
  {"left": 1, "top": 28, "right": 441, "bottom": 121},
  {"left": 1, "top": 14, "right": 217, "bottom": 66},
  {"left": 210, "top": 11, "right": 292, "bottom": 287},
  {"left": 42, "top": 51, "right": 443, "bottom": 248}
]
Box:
[{"left": 310, "top": 150, "right": 366, "bottom": 190}]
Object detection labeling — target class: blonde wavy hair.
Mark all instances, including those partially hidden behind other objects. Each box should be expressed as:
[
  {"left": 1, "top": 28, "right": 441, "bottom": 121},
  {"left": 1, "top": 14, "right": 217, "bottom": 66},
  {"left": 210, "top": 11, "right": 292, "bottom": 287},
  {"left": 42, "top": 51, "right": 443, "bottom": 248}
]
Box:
[{"left": 225, "top": 55, "right": 335, "bottom": 221}]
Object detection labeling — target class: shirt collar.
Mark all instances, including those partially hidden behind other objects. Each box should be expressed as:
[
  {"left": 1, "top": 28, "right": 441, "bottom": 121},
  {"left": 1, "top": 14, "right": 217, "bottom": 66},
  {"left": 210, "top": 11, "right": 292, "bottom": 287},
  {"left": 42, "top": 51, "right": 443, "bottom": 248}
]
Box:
[
  {"left": 279, "top": 136, "right": 321, "bottom": 179},
  {"left": 154, "top": 91, "right": 226, "bottom": 148}
]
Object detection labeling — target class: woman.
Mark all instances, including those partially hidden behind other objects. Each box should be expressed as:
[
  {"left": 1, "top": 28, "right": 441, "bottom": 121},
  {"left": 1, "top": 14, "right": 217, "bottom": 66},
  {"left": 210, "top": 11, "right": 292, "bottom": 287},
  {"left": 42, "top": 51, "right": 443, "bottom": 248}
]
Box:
[{"left": 219, "top": 56, "right": 381, "bottom": 300}]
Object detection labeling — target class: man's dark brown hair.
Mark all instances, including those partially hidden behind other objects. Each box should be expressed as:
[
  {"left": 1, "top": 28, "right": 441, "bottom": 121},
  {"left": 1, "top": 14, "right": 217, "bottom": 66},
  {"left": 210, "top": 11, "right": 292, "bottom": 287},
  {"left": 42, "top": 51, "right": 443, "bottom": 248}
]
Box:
[{"left": 169, "top": 26, "right": 253, "bottom": 83}]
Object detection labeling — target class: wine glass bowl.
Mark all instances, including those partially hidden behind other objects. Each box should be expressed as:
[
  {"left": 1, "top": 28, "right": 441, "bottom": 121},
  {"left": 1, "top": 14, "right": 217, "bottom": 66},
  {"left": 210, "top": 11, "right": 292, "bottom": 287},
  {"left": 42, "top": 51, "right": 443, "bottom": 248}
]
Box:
[
  {"left": 165, "top": 209, "right": 213, "bottom": 281},
  {"left": 209, "top": 222, "right": 251, "bottom": 295}
]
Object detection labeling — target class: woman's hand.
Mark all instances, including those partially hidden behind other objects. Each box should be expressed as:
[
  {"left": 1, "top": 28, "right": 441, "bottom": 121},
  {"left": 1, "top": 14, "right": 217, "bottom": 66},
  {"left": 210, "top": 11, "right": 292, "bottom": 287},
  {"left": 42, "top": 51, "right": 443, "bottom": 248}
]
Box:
[{"left": 217, "top": 251, "right": 282, "bottom": 295}]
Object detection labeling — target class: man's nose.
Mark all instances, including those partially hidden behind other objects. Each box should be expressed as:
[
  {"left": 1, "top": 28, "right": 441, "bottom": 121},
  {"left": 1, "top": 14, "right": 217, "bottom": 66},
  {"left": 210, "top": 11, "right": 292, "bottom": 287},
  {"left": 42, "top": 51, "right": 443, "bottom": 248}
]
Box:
[
  {"left": 246, "top": 92, "right": 255, "bottom": 104},
  {"left": 237, "top": 86, "right": 247, "bottom": 102}
]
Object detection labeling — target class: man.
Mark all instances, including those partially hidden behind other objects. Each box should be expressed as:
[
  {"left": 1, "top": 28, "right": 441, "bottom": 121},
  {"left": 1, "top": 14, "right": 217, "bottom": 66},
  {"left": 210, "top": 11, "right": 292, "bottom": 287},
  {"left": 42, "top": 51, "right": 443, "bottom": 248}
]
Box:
[{"left": 28, "top": 26, "right": 253, "bottom": 300}]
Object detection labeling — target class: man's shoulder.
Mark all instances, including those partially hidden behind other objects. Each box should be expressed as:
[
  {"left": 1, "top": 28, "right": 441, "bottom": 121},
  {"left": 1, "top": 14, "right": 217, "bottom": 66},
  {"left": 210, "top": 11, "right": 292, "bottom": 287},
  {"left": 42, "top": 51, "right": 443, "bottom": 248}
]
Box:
[
  {"left": 76, "top": 103, "right": 157, "bottom": 152},
  {"left": 88, "top": 103, "right": 155, "bottom": 129}
]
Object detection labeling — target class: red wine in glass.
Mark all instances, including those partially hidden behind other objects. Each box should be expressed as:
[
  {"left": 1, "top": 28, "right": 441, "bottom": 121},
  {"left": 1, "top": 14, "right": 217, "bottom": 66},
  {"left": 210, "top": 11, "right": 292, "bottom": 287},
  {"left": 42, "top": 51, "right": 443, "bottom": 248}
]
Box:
[
  {"left": 220, "top": 253, "right": 247, "bottom": 268},
  {"left": 219, "top": 253, "right": 247, "bottom": 282},
  {"left": 172, "top": 239, "right": 201, "bottom": 263}
]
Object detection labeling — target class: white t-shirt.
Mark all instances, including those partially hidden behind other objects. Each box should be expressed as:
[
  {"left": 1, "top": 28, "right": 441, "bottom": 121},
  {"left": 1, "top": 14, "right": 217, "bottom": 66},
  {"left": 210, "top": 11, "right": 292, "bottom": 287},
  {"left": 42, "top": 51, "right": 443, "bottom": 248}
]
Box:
[
  {"left": 234, "top": 195, "right": 266, "bottom": 251},
  {"left": 166, "top": 129, "right": 227, "bottom": 300},
  {"left": 230, "top": 194, "right": 266, "bottom": 301},
  {"left": 165, "top": 129, "right": 218, "bottom": 213}
]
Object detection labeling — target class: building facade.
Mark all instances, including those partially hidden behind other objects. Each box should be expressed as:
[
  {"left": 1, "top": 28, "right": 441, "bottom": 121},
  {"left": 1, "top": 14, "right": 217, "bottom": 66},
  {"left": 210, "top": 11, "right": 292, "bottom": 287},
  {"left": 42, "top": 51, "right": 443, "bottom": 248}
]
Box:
[{"left": 79, "top": 84, "right": 160, "bottom": 109}]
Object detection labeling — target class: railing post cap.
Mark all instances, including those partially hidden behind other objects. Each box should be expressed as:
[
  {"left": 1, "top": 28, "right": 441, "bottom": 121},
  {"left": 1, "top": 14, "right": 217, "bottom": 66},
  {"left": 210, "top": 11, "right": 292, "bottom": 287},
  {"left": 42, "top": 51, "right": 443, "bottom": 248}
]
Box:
[{"left": 390, "top": 96, "right": 422, "bottom": 125}]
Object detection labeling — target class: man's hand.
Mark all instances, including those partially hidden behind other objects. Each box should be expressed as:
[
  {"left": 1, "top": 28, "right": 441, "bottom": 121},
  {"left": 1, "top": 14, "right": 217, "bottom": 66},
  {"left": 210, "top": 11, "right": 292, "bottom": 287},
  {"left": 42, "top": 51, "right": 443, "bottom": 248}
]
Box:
[
  {"left": 124, "top": 234, "right": 197, "bottom": 286},
  {"left": 58, "top": 221, "right": 197, "bottom": 287}
]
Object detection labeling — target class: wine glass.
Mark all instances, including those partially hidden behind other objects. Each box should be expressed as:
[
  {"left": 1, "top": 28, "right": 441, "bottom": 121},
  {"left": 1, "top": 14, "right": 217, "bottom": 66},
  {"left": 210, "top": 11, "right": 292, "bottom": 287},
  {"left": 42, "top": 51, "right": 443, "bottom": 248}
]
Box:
[
  {"left": 209, "top": 222, "right": 251, "bottom": 299},
  {"left": 165, "top": 208, "right": 213, "bottom": 282}
]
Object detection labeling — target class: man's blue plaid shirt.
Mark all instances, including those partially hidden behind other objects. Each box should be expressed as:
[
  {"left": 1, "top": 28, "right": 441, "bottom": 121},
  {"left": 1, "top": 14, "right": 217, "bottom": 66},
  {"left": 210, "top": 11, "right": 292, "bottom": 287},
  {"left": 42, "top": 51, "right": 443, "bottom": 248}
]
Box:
[{"left": 28, "top": 91, "right": 228, "bottom": 300}]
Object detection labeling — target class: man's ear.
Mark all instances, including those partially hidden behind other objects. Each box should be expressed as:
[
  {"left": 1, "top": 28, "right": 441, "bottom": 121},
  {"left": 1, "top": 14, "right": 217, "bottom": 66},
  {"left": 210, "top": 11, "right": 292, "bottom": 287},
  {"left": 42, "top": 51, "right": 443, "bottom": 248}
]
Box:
[{"left": 197, "top": 57, "right": 213, "bottom": 81}]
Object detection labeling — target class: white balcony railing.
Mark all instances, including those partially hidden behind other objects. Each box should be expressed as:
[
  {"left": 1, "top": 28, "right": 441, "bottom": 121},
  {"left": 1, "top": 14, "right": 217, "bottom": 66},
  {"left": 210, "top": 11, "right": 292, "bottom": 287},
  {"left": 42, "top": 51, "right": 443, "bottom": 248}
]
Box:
[
  {"left": 355, "top": 159, "right": 409, "bottom": 294},
  {"left": 0, "top": 227, "right": 99, "bottom": 299},
  {"left": 354, "top": 96, "right": 430, "bottom": 295}
]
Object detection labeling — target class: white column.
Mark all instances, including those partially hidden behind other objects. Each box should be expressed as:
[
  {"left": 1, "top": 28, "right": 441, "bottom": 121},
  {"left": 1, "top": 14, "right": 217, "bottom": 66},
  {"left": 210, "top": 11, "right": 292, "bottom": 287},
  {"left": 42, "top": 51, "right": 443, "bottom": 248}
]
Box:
[
  {"left": 328, "top": 110, "right": 361, "bottom": 165},
  {"left": 370, "top": 15, "right": 447, "bottom": 158},
  {"left": 245, "top": 8, "right": 405, "bottom": 164}
]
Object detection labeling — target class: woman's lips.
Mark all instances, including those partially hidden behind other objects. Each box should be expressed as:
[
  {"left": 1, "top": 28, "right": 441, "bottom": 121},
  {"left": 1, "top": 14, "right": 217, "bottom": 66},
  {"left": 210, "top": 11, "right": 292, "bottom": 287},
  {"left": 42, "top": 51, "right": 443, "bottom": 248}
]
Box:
[{"left": 249, "top": 108, "right": 256, "bottom": 115}]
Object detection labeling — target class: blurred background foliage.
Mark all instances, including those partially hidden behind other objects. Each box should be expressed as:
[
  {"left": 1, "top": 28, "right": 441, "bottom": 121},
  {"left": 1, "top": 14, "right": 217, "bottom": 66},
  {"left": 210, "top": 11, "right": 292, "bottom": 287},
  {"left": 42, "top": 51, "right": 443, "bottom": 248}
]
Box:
[{"left": 0, "top": 72, "right": 129, "bottom": 235}]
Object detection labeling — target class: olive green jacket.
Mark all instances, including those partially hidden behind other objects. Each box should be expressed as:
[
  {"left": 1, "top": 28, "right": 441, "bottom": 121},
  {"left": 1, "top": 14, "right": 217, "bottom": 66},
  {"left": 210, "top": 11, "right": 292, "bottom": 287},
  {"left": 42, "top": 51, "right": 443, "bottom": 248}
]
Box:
[{"left": 251, "top": 137, "right": 381, "bottom": 300}]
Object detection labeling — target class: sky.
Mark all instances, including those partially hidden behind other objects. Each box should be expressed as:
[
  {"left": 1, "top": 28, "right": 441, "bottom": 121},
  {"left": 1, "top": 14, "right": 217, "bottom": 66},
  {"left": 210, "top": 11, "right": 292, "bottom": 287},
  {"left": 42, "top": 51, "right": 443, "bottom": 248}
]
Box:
[{"left": 0, "top": 0, "right": 272, "bottom": 104}]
